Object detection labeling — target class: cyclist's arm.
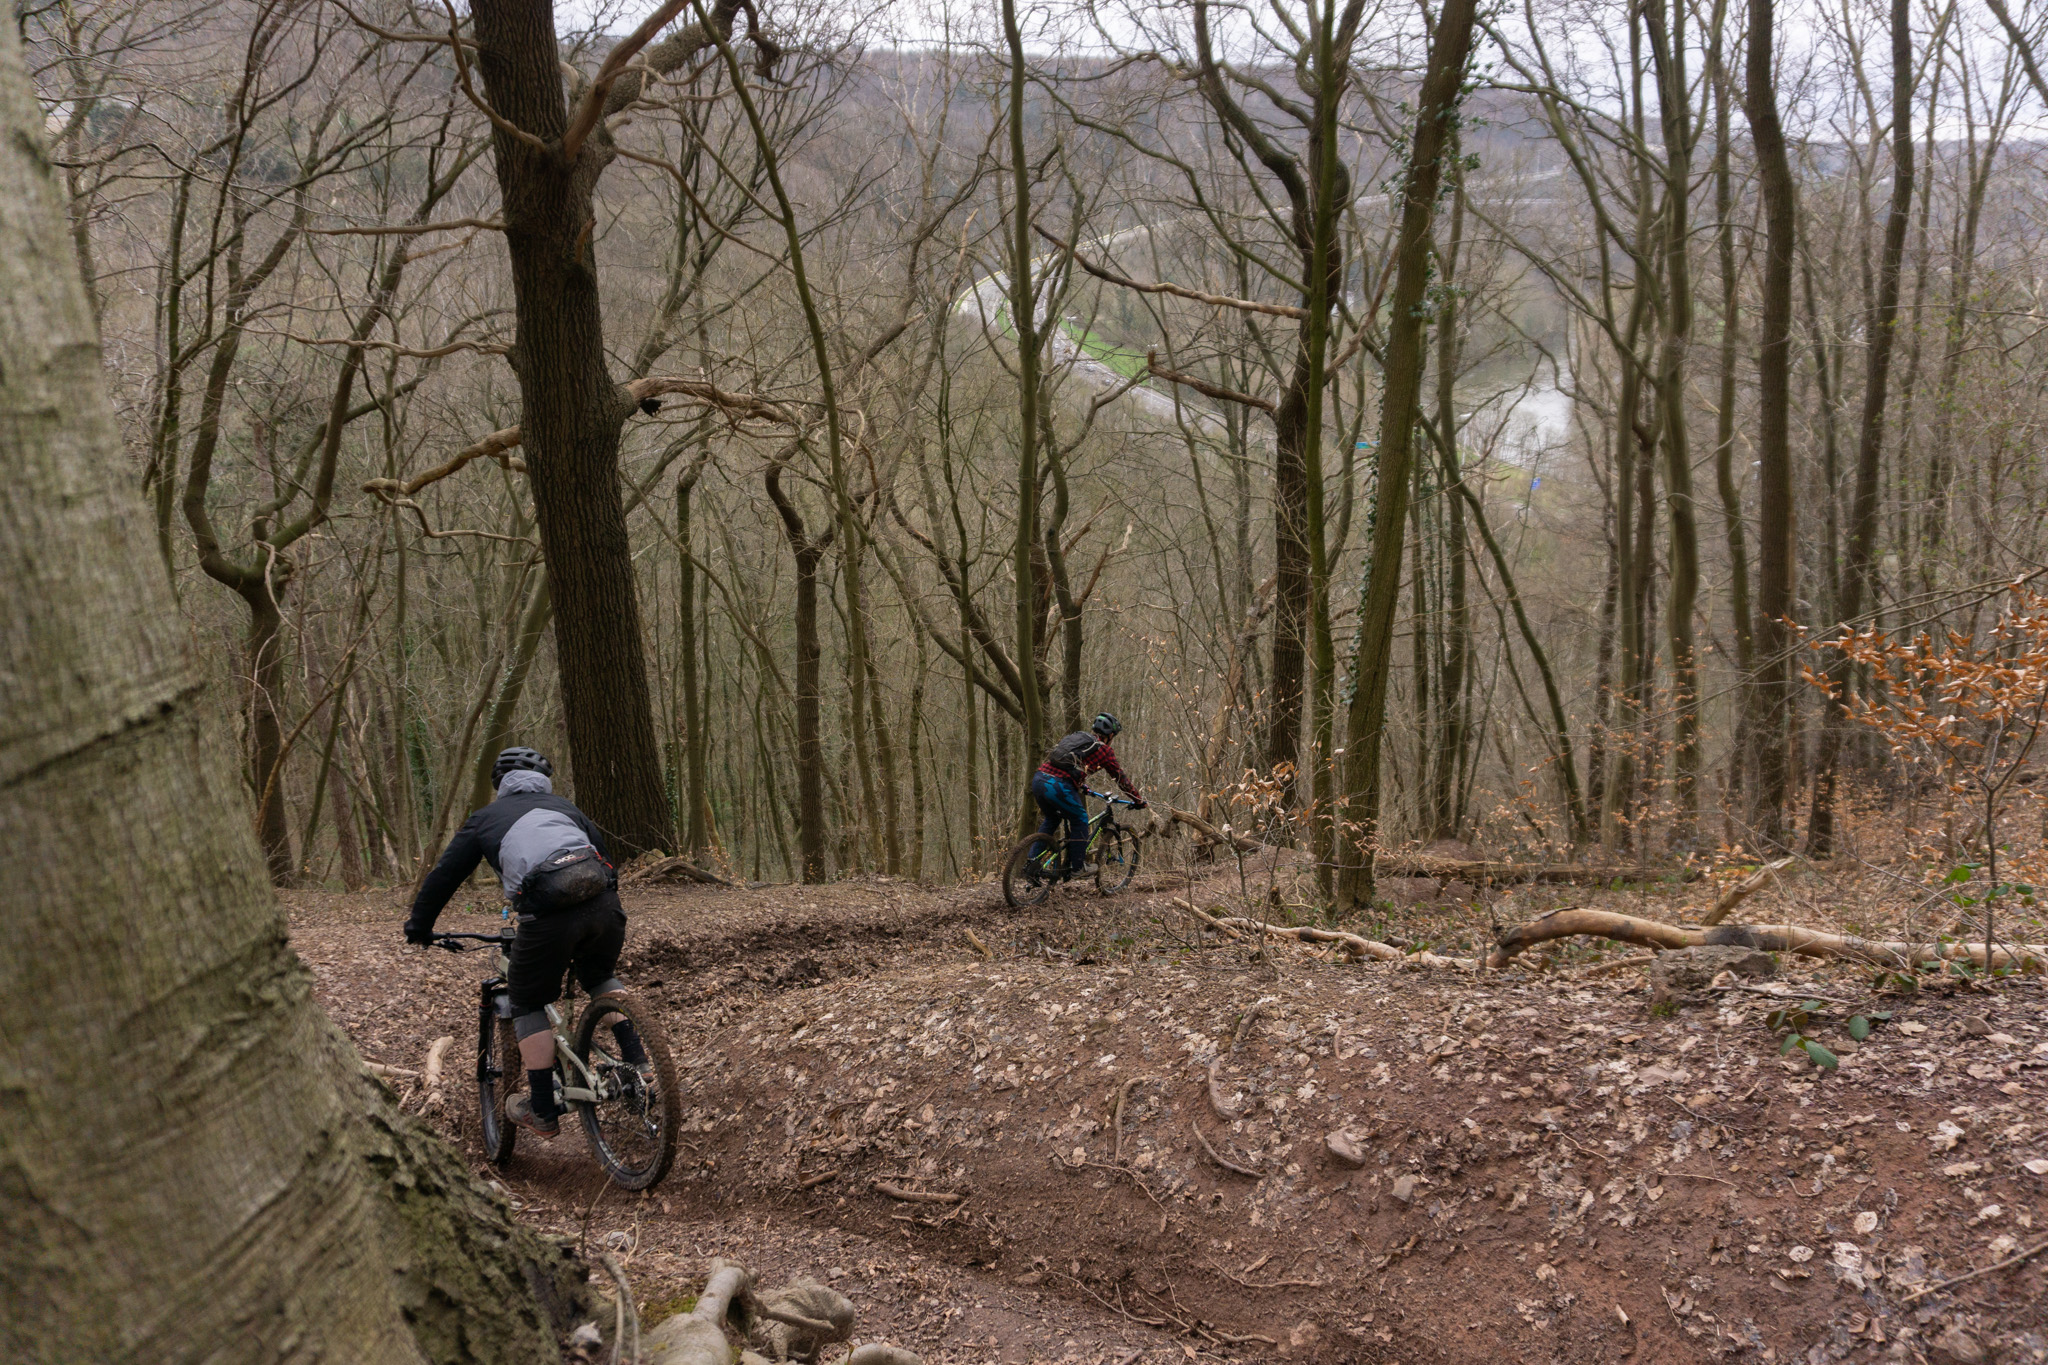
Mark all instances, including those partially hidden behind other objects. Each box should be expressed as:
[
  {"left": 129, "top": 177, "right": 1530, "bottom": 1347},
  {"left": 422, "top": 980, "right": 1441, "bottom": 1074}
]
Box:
[
  {"left": 1091, "top": 746, "right": 1145, "bottom": 804},
  {"left": 405, "top": 818, "right": 486, "bottom": 940}
]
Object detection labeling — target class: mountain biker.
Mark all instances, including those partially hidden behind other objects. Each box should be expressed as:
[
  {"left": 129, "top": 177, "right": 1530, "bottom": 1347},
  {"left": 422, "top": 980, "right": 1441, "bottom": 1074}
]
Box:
[
  {"left": 402, "top": 746, "right": 645, "bottom": 1138},
  {"left": 1031, "top": 712, "right": 1147, "bottom": 882}
]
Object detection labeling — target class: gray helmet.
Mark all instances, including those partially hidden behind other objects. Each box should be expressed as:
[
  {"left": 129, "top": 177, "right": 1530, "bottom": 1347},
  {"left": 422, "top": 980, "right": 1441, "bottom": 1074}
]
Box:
[
  {"left": 491, "top": 746, "right": 553, "bottom": 786},
  {"left": 1091, "top": 712, "right": 1122, "bottom": 737}
]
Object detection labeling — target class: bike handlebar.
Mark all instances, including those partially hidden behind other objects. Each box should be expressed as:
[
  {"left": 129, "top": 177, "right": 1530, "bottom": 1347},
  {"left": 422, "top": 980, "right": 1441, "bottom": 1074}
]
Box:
[{"left": 1086, "top": 790, "right": 1143, "bottom": 807}]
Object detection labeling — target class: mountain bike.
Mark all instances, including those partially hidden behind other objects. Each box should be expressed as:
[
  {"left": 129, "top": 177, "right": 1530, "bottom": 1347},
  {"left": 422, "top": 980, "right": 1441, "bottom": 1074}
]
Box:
[
  {"left": 429, "top": 927, "right": 681, "bottom": 1190},
  {"left": 1002, "top": 788, "right": 1141, "bottom": 908}
]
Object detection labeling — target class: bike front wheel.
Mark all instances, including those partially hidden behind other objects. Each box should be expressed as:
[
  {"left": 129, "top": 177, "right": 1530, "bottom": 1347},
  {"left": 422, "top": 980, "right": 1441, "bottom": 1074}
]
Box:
[
  {"left": 571, "top": 993, "right": 681, "bottom": 1191},
  {"left": 476, "top": 1000, "right": 520, "bottom": 1166},
  {"left": 1002, "top": 834, "right": 1058, "bottom": 908},
  {"left": 1093, "top": 825, "right": 1139, "bottom": 895}
]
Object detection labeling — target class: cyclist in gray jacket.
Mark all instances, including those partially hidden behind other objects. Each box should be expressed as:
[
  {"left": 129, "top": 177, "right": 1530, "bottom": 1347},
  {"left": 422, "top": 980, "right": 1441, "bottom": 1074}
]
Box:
[{"left": 404, "top": 747, "right": 644, "bottom": 1137}]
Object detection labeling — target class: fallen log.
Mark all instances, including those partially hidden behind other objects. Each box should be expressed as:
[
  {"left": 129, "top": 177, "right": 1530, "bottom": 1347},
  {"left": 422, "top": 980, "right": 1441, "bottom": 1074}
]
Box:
[
  {"left": 1487, "top": 908, "right": 2048, "bottom": 972},
  {"left": 1172, "top": 897, "right": 1244, "bottom": 940},
  {"left": 1166, "top": 807, "right": 1262, "bottom": 853},
  {"left": 1163, "top": 809, "right": 1700, "bottom": 885},
  {"left": 1208, "top": 914, "right": 1477, "bottom": 969},
  {"left": 1378, "top": 856, "right": 1702, "bottom": 885},
  {"left": 1698, "top": 857, "right": 1795, "bottom": 926},
  {"left": 623, "top": 854, "right": 734, "bottom": 887}
]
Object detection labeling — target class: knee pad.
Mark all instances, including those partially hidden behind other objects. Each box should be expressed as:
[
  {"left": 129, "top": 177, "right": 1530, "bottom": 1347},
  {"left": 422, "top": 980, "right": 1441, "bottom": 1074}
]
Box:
[
  {"left": 593, "top": 977, "right": 626, "bottom": 998},
  {"left": 514, "top": 1010, "right": 552, "bottom": 1041}
]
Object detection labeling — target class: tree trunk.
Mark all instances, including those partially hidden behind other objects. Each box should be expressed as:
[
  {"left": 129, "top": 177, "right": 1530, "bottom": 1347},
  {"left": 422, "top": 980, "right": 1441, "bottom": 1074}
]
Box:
[
  {"left": 789, "top": 530, "right": 827, "bottom": 881},
  {"left": 867, "top": 649, "right": 905, "bottom": 875},
  {"left": 1001, "top": 0, "right": 1049, "bottom": 777},
  {"left": 468, "top": 573, "right": 554, "bottom": 813},
  {"left": 678, "top": 470, "right": 712, "bottom": 856},
  {"left": 1646, "top": 0, "right": 1700, "bottom": 845},
  {"left": 1809, "top": 0, "right": 1914, "bottom": 858},
  {"left": 470, "top": 0, "right": 706, "bottom": 856},
  {"left": 1748, "top": 0, "right": 1800, "bottom": 851},
  {"left": 1265, "top": 351, "right": 1312, "bottom": 783},
  {"left": 1709, "top": 20, "right": 1753, "bottom": 832},
  {"left": 0, "top": 26, "right": 590, "bottom": 1354},
  {"left": 1604, "top": 291, "right": 1651, "bottom": 849},
  {"left": 909, "top": 627, "right": 928, "bottom": 880},
  {"left": 1432, "top": 165, "right": 1472, "bottom": 839},
  {"left": 1335, "top": 0, "right": 1479, "bottom": 910},
  {"left": 242, "top": 584, "right": 297, "bottom": 884}
]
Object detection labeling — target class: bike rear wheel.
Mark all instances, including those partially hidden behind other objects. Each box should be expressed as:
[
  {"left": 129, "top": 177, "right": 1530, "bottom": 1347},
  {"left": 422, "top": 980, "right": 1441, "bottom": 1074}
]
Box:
[
  {"left": 1093, "top": 825, "right": 1139, "bottom": 895},
  {"left": 1002, "top": 834, "right": 1059, "bottom": 907},
  {"left": 476, "top": 1000, "right": 520, "bottom": 1166},
  {"left": 571, "top": 993, "right": 681, "bottom": 1191}
]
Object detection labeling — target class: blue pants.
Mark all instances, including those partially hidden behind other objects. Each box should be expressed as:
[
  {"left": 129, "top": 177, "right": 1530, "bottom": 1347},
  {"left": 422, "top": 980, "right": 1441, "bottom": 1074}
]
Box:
[{"left": 1030, "top": 772, "right": 1090, "bottom": 876}]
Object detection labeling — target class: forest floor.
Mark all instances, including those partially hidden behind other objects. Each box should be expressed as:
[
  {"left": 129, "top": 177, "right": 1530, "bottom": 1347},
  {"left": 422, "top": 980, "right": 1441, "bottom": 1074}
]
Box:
[{"left": 288, "top": 851, "right": 2048, "bottom": 1365}]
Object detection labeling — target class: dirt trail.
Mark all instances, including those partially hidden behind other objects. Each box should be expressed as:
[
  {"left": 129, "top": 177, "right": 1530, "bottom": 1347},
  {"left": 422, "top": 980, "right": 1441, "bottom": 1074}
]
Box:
[{"left": 291, "top": 870, "right": 2047, "bottom": 1364}]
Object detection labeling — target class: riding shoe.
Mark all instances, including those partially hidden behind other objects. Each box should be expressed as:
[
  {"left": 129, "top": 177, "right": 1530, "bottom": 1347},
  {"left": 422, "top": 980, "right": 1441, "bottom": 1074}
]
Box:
[{"left": 505, "top": 1093, "right": 561, "bottom": 1137}]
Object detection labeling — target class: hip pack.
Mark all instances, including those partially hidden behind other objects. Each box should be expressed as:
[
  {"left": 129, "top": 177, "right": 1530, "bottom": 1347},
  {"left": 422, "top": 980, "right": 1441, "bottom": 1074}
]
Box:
[{"left": 521, "top": 844, "right": 614, "bottom": 912}]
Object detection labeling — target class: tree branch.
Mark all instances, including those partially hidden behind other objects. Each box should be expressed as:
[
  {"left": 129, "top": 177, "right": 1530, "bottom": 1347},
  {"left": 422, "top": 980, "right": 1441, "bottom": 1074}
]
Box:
[
  {"left": 1145, "top": 351, "right": 1276, "bottom": 413},
  {"left": 1033, "top": 225, "right": 1307, "bottom": 320}
]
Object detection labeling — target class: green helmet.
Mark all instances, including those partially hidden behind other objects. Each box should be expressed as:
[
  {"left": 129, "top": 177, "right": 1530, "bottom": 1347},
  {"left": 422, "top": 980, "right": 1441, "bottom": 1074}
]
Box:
[{"left": 1091, "top": 712, "right": 1122, "bottom": 737}]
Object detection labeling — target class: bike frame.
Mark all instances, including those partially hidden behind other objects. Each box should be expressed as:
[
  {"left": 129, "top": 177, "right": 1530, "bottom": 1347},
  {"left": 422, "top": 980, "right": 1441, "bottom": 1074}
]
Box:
[
  {"left": 443, "top": 928, "right": 606, "bottom": 1104},
  {"left": 1030, "top": 789, "right": 1132, "bottom": 870}
]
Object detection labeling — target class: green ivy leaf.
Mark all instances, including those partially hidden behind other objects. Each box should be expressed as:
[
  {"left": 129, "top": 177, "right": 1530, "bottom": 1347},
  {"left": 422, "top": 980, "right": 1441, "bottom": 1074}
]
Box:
[
  {"left": 1803, "top": 1039, "right": 1839, "bottom": 1070},
  {"left": 1848, "top": 1015, "right": 1871, "bottom": 1041},
  {"left": 1944, "top": 865, "right": 1974, "bottom": 884},
  {"left": 1781, "top": 1033, "right": 1801, "bottom": 1055}
]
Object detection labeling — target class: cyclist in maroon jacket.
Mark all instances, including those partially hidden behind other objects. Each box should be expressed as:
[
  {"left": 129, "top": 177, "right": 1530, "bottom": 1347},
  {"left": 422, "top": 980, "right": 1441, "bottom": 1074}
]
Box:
[{"left": 1031, "top": 712, "right": 1146, "bottom": 880}]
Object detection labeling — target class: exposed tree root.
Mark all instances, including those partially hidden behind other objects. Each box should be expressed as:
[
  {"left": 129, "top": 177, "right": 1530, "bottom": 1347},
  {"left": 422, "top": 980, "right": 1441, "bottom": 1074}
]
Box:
[
  {"left": 1487, "top": 908, "right": 2048, "bottom": 971},
  {"left": 1206, "top": 1058, "right": 1238, "bottom": 1121},
  {"left": 871, "top": 1180, "right": 962, "bottom": 1205},
  {"left": 1189, "top": 1114, "right": 1262, "bottom": 1178},
  {"left": 638, "top": 1260, "right": 918, "bottom": 1365},
  {"left": 639, "top": 1263, "right": 749, "bottom": 1365}
]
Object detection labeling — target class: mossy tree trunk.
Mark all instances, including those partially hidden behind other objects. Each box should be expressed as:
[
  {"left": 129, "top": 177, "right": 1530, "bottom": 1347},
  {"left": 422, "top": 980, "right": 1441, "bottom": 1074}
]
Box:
[{"left": 0, "top": 24, "right": 589, "bottom": 1360}]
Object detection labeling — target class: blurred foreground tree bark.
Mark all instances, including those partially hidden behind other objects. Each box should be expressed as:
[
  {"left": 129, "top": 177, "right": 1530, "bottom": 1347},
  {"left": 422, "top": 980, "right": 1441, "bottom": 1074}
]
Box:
[{"left": 0, "top": 20, "right": 589, "bottom": 1360}]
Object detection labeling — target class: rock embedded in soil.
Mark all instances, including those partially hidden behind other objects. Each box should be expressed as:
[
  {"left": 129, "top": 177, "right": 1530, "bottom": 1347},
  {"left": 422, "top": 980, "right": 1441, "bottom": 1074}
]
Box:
[
  {"left": 1390, "top": 1173, "right": 1420, "bottom": 1204},
  {"left": 1647, "top": 944, "right": 1776, "bottom": 1007},
  {"left": 1324, "top": 1128, "right": 1369, "bottom": 1167},
  {"left": 1930, "top": 1323, "right": 1987, "bottom": 1365}
]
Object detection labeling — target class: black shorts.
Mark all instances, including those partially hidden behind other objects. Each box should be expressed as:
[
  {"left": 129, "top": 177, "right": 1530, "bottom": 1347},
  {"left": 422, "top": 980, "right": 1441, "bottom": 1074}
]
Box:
[{"left": 507, "top": 888, "right": 626, "bottom": 1012}]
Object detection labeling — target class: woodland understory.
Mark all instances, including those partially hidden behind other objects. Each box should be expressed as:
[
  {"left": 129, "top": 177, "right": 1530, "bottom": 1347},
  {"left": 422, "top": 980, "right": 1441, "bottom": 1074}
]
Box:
[{"left": 40, "top": 0, "right": 2048, "bottom": 919}]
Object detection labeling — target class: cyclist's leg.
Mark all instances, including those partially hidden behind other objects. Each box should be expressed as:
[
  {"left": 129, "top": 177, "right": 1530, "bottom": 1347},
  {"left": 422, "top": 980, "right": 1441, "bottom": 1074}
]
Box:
[
  {"left": 565, "top": 890, "right": 645, "bottom": 1063},
  {"left": 1027, "top": 774, "right": 1065, "bottom": 880},
  {"left": 506, "top": 911, "right": 576, "bottom": 1127},
  {"left": 1043, "top": 779, "right": 1090, "bottom": 877}
]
